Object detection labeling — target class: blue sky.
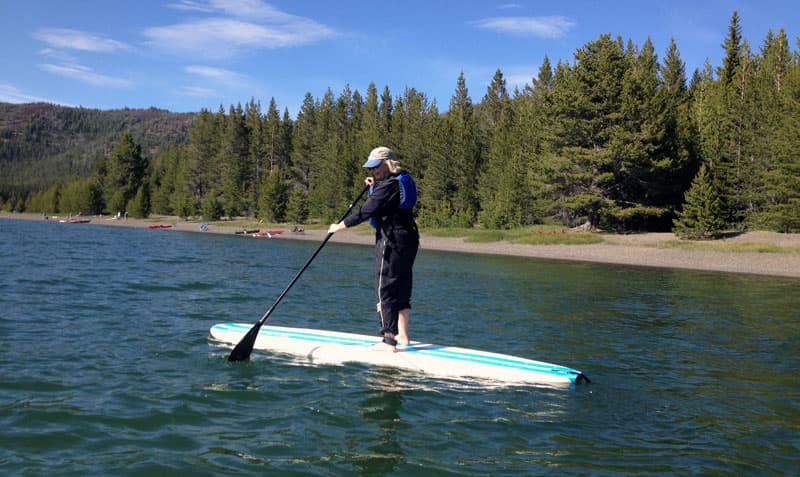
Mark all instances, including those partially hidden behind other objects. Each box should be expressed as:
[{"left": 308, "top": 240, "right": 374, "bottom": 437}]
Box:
[{"left": 1, "top": 1, "right": 798, "bottom": 116}]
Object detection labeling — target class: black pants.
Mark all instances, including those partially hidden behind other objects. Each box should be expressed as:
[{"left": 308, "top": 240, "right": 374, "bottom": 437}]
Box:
[{"left": 374, "top": 231, "right": 419, "bottom": 338}]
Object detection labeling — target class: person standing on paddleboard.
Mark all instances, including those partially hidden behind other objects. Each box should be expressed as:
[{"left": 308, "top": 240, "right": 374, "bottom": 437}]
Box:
[{"left": 328, "top": 146, "right": 420, "bottom": 352}]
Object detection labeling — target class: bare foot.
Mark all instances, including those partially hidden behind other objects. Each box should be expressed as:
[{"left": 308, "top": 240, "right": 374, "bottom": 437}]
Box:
[
  {"left": 371, "top": 341, "right": 397, "bottom": 353},
  {"left": 395, "top": 334, "right": 410, "bottom": 346}
]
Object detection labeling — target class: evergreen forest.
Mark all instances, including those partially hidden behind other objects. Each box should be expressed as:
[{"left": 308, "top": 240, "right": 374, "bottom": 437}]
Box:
[{"left": 3, "top": 12, "right": 799, "bottom": 237}]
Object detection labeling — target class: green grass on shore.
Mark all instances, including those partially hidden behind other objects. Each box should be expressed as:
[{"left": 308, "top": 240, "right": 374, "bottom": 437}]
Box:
[
  {"left": 657, "top": 240, "right": 800, "bottom": 254},
  {"left": 424, "top": 225, "right": 605, "bottom": 245}
]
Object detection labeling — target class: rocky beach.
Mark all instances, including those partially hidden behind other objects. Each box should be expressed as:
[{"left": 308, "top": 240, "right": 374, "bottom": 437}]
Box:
[{"left": 3, "top": 212, "right": 799, "bottom": 278}]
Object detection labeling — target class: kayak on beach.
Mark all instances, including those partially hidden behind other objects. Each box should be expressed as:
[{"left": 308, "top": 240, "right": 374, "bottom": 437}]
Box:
[
  {"left": 252, "top": 229, "right": 283, "bottom": 237},
  {"left": 210, "top": 323, "right": 590, "bottom": 386}
]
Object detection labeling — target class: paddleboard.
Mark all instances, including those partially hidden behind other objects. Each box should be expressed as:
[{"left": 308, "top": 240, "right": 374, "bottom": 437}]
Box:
[{"left": 209, "top": 323, "right": 589, "bottom": 386}]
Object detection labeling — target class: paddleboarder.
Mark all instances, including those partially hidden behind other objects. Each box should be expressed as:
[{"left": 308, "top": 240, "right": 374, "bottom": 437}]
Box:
[{"left": 328, "top": 146, "right": 420, "bottom": 352}]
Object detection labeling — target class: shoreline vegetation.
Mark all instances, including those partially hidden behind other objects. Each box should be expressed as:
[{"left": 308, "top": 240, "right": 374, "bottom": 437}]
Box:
[{"left": 3, "top": 212, "right": 799, "bottom": 279}]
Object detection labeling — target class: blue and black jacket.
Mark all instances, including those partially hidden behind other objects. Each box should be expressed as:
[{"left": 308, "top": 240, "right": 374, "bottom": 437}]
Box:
[{"left": 343, "top": 172, "right": 418, "bottom": 246}]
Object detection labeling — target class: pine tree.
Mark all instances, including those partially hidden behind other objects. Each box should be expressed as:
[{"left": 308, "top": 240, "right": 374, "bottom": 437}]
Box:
[
  {"left": 127, "top": 185, "right": 149, "bottom": 218},
  {"left": 307, "top": 88, "right": 341, "bottom": 220},
  {"left": 481, "top": 69, "right": 510, "bottom": 133},
  {"left": 171, "top": 150, "right": 198, "bottom": 220},
  {"left": 359, "top": 83, "right": 381, "bottom": 153},
  {"left": 149, "top": 144, "right": 185, "bottom": 215},
  {"left": 691, "top": 61, "right": 725, "bottom": 173},
  {"left": 549, "top": 34, "right": 626, "bottom": 228},
  {"left": 185, "top": 109, "right": 221, "bottom": 211},
  {"left": 616, "top": 38, "right": 659, "bottom": 204},
  {"left": 27, "top": 182, "right": 60, "bottom": 213},
  {"left": 104, "top": 132, "right": 147, "bottom": 214},
  {"left": 594, "top": 36, "right": 679, "bottom": 231},
  {"left": 258, "top": 98, "right": 291, "bottom": 218},
  {"left": 291, "top": 94, "right": 316, "bottom": 195},
  {"left": 201, "top": 189, "right": 224, "bottom": 220},
  {"left": 258, "top": 166, "right": 287, "bottom": 222},
  {"left": 708, "top": 11, "right": 754, "bottom": 228},
  {"left": 58, "top": 178, "right": 102, "bottom": 215},
  {"left": 333, "top": 85, "right": 360, "bottom": 209},
  {"left": 219, "top": 104, "right": 249, "bottom": 217},
  {"left": 720, "top": 11, "right": 743, "bottom": 84},
  {"left": 519, "top": 56, "right": 556, "bottom": 224},
  {"left": 245, "top": 98, "right": 263, "bottom": 212},
  {"left": 478, "top": 69, "right": 520, "bottom": 228},
  {"left": 285, "top": 186, "right": 308, "bottom": 224},
  {"left": 656, "top": 38, "right": 697, "bottom": 210},
  {"left": 673, "top": 164, "right": 726, "bottom": 239},
  {"left": 531, "top": 56, "right": 554, "bottom": 91},
  {"left": 262, "top": 99, "right": 282, "bottom": 172},
  {"left": 748, "top": 29, "right": 800, "bottom": 231},
  {"left": 418, "top": 72, "right": 480, "bottom": 227},
  {"left": 478, "top": 93, "right": 520, "bottom": 228},
  {"left": 379, "top": 86, "right": 393, "bottom": 144},
  {"left": 395, "top": 87, "right": 433, "bottom": 177}
]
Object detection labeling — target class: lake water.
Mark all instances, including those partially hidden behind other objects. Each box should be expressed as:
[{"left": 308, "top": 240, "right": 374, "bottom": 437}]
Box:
[{"left": 1, "top": 218, "right": 798, "bottom": 476}]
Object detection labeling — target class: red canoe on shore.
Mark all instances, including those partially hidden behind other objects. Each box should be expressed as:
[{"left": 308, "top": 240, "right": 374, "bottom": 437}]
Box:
[{"left": 253, "top": 229, "right": 283, "bottom": 237}]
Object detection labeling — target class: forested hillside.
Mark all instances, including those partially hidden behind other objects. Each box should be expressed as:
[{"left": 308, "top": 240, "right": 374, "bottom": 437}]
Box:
[
  {"left": 4, "top": 12, "right": 799, "bottom": 235},
  {"left": 0, "top": 103, "right": 195, "bottom": 196}
]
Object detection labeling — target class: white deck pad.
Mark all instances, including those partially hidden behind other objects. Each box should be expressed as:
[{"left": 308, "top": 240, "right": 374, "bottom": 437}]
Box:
[{"left": 210, "top": 323, "right": 589, "bottom": 386}]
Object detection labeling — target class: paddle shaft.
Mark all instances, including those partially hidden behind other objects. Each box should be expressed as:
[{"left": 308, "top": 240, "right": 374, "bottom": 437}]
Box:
[{"left": 228, "top": 185, "right": 370, "bottom": 361}]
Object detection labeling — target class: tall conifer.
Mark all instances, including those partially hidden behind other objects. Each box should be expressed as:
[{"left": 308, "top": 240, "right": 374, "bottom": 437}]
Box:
[
  {"left": 104, "top": 132, "right": 147, "bottom": 214},
  {"left": 673, "top": 164, "right": 725, "bottom": 238}
]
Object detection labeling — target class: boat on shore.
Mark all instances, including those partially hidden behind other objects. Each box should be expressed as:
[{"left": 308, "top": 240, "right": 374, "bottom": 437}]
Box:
[{"left": 253, "top": 229, "right": 284, "bottom": 238}]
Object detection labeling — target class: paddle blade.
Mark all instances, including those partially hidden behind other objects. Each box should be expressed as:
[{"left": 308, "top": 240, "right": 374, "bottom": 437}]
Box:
[{"left": 227, "top": 322, "right": 263, "bottom": 361}]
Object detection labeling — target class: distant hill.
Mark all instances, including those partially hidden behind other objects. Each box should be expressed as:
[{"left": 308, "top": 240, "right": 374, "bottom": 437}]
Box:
[{"left": 0, "top": 102, "right": 196, "bottom": 198}]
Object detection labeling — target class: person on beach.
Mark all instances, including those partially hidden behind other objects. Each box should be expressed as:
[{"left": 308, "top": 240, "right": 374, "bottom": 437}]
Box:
[{"left": 328, "top": 146, "right": 420, "bottom": 352}]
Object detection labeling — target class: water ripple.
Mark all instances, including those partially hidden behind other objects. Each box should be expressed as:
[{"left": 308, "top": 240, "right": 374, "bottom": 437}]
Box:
[{"left": 1, "top": 219, "right": 798, "bottom": 475}]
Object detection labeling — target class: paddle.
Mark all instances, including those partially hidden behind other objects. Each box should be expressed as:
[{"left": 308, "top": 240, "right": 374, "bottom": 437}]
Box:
[{"left": 227, "top": 185, "right": 370, "bottom": 361}]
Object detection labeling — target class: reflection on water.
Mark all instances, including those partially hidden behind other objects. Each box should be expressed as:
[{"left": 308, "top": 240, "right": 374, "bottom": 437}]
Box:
[{"left": 356, "top": 377, "right": 405, "bottom": 476}]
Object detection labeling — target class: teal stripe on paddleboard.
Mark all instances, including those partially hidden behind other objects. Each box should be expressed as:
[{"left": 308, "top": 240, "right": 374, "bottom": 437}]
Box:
[
  {"left": 410, "top": 346, "right": 577, "bottom": 376},
  {"left": 217, "top": 323, "right": 376, "bottom": 346},
  {"left": 214, "top": 323, "right": 580, "bottom": 381},
  {"left": 410, "top": 347, "right": 580, "bottom": 379}
]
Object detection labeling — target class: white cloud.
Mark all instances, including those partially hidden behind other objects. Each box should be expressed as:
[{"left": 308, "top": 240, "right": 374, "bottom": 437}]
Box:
[
  {"left": 32, "top": 28, "right": 129, "bottom": 52},
  {"left": 471, "top": 16, "right": 575, "bottom": 39},
  {"left": 38, "top": 48, "right": 77, "bottom": 63},
  {"left": 205, "top": 0, "right": 291, "bottom": 20},
  {"left": 39, "top": 63, "right": 133, "bottom": 88},
  {"left": 186, "top": 65, "right": 243, "bottom": 82},
  {"left": 147, "top": 1, "right": 336, "bottom": 58},
  {"left": 168, "top": 1, "right": 215, "bottom": 13},
  {"left": 176, "top": 86, "right": 216, "bottom": 97},
  {"left": 170, "top": 0, "right": 299, "bottom": 21},
  {"left": 0, "top": 83, "right": 64, "bottom": 104}
]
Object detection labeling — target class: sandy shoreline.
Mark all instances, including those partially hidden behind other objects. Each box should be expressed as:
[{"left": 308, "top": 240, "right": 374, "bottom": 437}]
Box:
[{"left": 3, "top": 212, "right": 799, "bottom": 279}]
